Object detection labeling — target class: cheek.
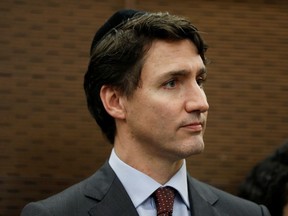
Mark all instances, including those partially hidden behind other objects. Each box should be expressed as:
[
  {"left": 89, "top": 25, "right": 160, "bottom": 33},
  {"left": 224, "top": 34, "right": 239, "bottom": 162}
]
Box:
[
  {"left": 149, "top": 103, "right": 178, "bottom": 126},
  {"left": 133, "top": 90, "right": 181, "bottom": 121}
]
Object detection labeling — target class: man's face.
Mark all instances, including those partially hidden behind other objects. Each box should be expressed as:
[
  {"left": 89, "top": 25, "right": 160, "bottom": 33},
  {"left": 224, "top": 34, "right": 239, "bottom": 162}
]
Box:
[{"left": 122, "top": 39, "right": 209, "bottom": 162}]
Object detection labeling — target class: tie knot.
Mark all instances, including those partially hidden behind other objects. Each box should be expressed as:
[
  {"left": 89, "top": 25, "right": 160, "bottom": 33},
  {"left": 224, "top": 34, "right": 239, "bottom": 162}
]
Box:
[{"left": 153, "top": 187, "right": 175, "bottom": 216}]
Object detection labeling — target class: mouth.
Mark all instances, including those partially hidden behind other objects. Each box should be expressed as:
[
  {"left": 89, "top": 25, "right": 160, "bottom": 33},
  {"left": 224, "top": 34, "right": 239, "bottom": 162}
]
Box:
[{"left": 180, "top": 122, "right": 204, "bottom": 132}]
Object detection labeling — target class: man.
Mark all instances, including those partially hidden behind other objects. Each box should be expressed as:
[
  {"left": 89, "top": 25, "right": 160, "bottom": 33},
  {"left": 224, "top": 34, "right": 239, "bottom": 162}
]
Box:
[{"left": 21, "top": 9, "right": 271, "bottom": 216}]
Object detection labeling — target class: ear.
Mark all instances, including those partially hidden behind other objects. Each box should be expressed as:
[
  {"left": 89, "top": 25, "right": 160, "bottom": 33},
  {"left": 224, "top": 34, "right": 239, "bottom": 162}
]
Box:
[{"left": 100, "top": 85, "right": 126, "bottom": 120}]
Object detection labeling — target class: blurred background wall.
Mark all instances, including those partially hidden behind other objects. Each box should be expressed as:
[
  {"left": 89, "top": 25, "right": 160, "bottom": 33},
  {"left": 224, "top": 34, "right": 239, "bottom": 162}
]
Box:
[{"left": 0, "top": 0, "right": 287, "bottom": 215}]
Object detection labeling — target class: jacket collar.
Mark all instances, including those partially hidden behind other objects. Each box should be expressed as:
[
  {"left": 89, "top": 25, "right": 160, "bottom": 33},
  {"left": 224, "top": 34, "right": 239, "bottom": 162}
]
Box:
[
  {"left": 82, "top": 161, "right": 227, "bottom": 216},
  {"left": 83, "top": 162, "right": 139, "bottom": 216},
  {"left": 187, "top": 174, "right": 228, "bottom": 216}
]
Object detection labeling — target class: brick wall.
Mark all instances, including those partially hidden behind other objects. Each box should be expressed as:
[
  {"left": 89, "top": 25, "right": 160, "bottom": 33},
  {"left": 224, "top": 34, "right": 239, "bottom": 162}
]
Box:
[{"left": 0, "top": 0, "right": 287, "bottom": 215}]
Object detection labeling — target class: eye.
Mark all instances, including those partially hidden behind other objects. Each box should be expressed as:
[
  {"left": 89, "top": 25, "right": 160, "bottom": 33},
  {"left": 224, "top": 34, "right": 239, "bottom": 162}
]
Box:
[
  {"left": 163, "top": 79, "right": 178, "bottom": 89},
  {"left": 197, "top": 74, "right": 207, "bottom": 87}
]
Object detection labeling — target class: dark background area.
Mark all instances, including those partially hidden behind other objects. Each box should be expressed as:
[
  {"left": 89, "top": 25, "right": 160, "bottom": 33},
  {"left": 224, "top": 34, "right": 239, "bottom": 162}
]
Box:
[{"left": 0, "top": 0, "right": 287, "bottom": 215}]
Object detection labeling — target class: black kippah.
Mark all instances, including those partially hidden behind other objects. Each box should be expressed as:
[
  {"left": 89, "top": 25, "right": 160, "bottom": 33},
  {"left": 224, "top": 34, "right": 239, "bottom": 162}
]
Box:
[{"left": 90, "top": 9, "right": 145, "bottom": 55}]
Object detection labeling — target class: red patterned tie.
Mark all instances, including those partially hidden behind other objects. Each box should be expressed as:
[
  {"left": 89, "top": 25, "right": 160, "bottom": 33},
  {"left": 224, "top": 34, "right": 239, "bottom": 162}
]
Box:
[{"left": 153, "top": 187, "right": 175, "bottom": 216}]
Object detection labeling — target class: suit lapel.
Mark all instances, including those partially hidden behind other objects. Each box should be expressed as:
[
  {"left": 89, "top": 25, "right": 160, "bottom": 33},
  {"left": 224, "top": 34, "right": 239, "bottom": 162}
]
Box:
[
  {"left": 88, "top": 177, "right": 139, "bottom": 216},
  {"left": 83, "top": 162, "right": 139, "bottom": 216},
  {"left": 187, "top": 175, "right": 228, "bottom": 216}
]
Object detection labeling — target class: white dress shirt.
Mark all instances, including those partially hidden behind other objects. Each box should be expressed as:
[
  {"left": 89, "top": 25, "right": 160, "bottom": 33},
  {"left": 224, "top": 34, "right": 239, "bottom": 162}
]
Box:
[{"left": 109, "top": 149, "right": 191, "bottom": 216}]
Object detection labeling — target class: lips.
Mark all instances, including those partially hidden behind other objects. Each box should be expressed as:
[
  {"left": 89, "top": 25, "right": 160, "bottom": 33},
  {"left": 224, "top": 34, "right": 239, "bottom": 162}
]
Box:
[{"left": 181, "top": 122, "right": 203, "bottom": 132}]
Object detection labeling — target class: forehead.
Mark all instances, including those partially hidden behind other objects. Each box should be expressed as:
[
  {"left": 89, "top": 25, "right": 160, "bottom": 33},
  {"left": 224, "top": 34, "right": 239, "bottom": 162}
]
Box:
[{"left": 141, "top": 39, "right": 204, "bottom": 79}]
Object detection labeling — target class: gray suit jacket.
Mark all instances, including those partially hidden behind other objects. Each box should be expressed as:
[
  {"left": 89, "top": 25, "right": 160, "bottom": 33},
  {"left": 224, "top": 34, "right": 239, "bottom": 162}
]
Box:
[{"left": 21, "top": 162, "right": 271, "bottom": 216}]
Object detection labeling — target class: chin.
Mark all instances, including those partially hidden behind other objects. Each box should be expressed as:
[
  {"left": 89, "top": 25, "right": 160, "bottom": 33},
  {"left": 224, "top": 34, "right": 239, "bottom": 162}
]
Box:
[
  {"left": 175, "top": 139, "right": 205, "bottom": 159},
  {"left": 188, "top": 144, "right": 204, "bottom": 155},
  {"left": 187, "top": 137, "right": 205, "bottom": 154}
]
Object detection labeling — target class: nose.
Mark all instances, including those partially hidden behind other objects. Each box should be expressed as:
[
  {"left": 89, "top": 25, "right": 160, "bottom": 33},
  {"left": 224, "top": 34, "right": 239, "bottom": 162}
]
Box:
[{"left": 184, "top": 85, "right": 209, "bottom": 113}]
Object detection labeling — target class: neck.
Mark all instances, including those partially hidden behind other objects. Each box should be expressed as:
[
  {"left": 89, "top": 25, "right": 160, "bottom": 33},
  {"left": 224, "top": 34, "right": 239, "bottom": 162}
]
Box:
[{"left": 114, "top": 141, "right": 183, "bottom": 185}]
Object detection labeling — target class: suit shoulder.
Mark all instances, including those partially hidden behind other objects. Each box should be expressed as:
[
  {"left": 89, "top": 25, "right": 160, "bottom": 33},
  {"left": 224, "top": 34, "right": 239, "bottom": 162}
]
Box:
[
  {"left": 189, "top": 177, "right": 270, "bottom": 216},
  {"left": 21, "top": 163, "right": 115, "bottom": 216},
  {"left": 21, "top": 179, "right": 86, "bottom": 216}
]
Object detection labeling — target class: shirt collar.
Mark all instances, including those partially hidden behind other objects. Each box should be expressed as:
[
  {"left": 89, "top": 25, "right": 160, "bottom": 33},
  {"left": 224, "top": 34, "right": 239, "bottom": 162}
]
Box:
[{"left": 108, "top": 149, "right": 190, "bottom": 208}]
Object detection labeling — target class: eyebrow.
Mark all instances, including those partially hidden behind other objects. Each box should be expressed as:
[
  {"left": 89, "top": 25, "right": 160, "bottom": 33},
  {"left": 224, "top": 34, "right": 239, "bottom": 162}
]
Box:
[{"left": 157, "top": 67, "right": 207, "bottom": 80}]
